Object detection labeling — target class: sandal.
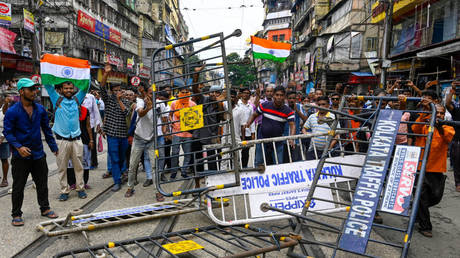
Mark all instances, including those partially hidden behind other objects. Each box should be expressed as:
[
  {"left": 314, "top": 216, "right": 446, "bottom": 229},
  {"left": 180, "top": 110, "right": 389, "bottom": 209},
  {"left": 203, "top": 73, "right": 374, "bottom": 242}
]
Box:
[
  {"left": 124, "top": 189, "right": 135, "bottom": 198},
  {"left": 41, "top": 210, "right": 59, "bottom": 219},
  {"left": 102, "top": 172, "right": 112, "bottom": 179},
  {"left": 12, "top": 217, "right": 24, "bottom": 227},
  {"left": 0, "top": 180, "right": 8, "bottom": 187}
]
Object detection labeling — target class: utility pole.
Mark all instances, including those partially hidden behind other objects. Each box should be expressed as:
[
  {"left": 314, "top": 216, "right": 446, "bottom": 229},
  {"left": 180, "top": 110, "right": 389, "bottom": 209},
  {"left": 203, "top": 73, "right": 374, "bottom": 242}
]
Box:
[{"left": 379, "top": 0, "right": 394, "bottom": 88}]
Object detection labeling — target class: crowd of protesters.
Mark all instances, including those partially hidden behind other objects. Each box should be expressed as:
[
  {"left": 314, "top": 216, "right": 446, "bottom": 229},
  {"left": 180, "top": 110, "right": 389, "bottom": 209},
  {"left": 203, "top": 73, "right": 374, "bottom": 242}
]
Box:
[{"left": 1, "top": 66, "right": 459, "bottom": 242}]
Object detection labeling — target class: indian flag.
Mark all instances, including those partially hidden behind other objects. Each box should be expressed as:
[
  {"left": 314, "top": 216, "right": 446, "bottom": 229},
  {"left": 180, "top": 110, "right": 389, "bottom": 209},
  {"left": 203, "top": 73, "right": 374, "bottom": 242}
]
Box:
[
  {"left": 40, "top": 54, "right": 91, "bottom": 91},
  {"left": 251, "top": 36, "right": 291, "bottom": 62}
]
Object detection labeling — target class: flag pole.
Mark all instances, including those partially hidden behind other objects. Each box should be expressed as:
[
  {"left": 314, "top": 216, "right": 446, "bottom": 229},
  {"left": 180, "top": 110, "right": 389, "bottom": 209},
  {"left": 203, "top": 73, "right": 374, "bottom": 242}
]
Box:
[{"left": 250, "top": 37, "right": 260, "bottom": 91}]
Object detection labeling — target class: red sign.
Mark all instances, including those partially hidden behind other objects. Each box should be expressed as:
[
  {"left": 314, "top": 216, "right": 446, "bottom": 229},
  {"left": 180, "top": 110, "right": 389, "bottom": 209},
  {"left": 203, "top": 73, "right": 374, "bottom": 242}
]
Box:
[
  {"left": 0, "top": 2, "right": 10, "bottom": 14},
  {"left": 0, "top": 27, "right": 16, "bottom": 54},
  {"left": 17, "top": 60, "right": 34, "bottom": 73},
  {"left": 31, "top": 74, "right": 41, "bottom": 84},
  {"left": 131, "top": 76, "right": 140, "bottom": 86},
  {"left": 109, "top": 28, "right": 121, "bottom": 45},
  {"left": 77, "top": 10, "right": 95, "bottom": 33}
]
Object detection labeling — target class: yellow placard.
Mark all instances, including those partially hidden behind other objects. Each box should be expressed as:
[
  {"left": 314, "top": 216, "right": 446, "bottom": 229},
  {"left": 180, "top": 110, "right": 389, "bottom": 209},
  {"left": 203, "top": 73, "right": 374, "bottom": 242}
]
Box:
[
  {"left": 162, "top": 240, "right": 204, "bottom": 254},
  {"left": 180, "top": 104, "right": 203, "bottom": 131}
]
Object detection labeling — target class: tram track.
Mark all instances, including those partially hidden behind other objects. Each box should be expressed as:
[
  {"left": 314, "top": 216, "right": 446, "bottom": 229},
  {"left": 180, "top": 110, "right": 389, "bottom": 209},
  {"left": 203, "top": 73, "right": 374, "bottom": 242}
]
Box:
[{"left": 13, "top": 179, "right": 192, "bottom": 258}]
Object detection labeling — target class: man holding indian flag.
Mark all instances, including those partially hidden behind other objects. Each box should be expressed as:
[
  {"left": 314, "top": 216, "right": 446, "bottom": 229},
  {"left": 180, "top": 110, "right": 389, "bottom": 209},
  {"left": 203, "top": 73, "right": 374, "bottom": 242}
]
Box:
[{"left": 41, "top": 54, "right": 90, "bottom": 201}]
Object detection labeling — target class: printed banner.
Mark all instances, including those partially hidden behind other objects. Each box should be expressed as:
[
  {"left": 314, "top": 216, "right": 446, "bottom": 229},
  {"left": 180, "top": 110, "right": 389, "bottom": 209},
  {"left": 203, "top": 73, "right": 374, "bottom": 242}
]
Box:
[
  {"left": 23, "top": 8, "right": 35, "bottom": 33},
  {"left": 0, "top": 2, "right": 11, "bottom": 26},
  {"left": 206, "top": 155, "right": 365, "bottom": 217},
  {"left": 180, "top": 105, "right": 204, "bottom": 131},
  {"left": 0, "top": 27, "right": 17, "bottom": 54},
  {"left": 381, "top": 145, "right": 420, "bottom": 215},
  {"left": 207, "top": 155, "right": 365, "bottom": 196},
  {"left": 248, "top": 186, "right": 335, "bottom": 218},
  {"left": 339, "top": 109, "right": 402, "bottom": 254}
]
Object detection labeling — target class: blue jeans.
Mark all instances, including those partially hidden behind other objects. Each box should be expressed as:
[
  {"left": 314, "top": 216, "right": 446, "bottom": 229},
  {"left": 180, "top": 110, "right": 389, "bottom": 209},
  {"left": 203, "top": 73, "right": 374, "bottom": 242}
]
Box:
[
  {"left": 171, "top": 136, "right": 192, "bottom": 176},
  {"left": 127, "top": 137, "right": 155, "bottom": 188},
  {"left": 107, "top": 136, "right": 129, "bottom": 185},
  {"left": 255, "top": 141, "right": 284, "bottom": 166}
]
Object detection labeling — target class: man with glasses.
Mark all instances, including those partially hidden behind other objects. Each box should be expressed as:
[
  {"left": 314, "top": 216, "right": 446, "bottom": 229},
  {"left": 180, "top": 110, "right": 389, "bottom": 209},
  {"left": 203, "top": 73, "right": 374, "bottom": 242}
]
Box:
[
  {"left": 4, "top": 78, "right": 59, "bottom": 226},
  {"left": 330, "top": 93, "right": 341, "bottom": 110}
]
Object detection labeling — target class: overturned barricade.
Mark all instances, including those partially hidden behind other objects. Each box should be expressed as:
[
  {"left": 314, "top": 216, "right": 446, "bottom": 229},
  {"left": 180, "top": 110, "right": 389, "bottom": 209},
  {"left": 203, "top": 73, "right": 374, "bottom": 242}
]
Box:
[{"left": 53, "top": 224, "right": 300, "bottom": 258}]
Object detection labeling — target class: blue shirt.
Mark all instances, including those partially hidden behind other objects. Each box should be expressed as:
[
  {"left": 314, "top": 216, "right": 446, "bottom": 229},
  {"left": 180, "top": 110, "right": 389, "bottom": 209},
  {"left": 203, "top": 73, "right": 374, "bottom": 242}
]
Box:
[
  {"left": 45, "top": 84, "right": 87, "bottom": 138},
  {"left": 3, "top": 102, "right": 58, "bottom": 159}
]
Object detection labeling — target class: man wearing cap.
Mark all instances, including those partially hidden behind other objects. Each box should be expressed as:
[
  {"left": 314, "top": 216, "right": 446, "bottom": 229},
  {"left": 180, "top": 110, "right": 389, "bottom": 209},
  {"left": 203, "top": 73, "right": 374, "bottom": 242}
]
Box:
[
  {"left": 4, "top": 78, "right": 59, "bottom": 226},
  {"left": 44, "top": 77, "right": 88, "bottom": 201}
]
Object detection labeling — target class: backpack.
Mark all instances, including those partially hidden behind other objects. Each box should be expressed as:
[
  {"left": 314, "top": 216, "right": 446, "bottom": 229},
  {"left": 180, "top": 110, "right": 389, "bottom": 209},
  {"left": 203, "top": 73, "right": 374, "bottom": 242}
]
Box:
[{"left": 55, "top": 95, "right": 81, "bottom": 115}]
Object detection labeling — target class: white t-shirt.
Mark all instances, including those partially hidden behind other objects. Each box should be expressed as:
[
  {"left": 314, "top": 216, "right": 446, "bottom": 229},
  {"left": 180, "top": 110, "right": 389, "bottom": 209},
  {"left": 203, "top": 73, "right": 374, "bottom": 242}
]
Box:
[
  {"left": 135, "top": 98, "right": 169, "bottom": 140},
  {"left": 237, "top": 100, "right": 255, "bottom": 137}
]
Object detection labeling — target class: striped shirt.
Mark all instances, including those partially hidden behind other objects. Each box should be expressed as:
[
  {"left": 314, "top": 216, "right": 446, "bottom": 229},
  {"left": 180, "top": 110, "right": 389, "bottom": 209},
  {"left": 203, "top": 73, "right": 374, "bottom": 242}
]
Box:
[
  {"left": 256, "top": 101, "right": 294, "bottom": 138},
  {"left": 100, "top": 87, "right": 130, "bottom": 138},
  {"left": 304, "top": 112, "right": 338, "bottom": 150}
]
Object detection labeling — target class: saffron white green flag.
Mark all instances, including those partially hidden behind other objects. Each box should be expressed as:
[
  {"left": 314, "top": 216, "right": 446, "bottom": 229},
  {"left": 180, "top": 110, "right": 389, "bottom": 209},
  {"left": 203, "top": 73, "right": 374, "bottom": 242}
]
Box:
[
  {"left": 251, "top": 36, "right": 291, "bottom": 62},
  {"left": 40, "top": 54, "right": 91, "bottom": 90}
]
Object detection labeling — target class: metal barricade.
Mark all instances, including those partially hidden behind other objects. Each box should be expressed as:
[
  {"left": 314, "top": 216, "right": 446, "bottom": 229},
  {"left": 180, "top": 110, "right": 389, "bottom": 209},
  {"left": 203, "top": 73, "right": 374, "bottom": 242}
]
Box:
[
  {"left": 254, "top": 96, "right": 436, "bottom": 258},
  {"left": 54, "top": 224, "right": 300, "bottom": 258},
  {"left": 36, "top": 199, "right": 203, "bottom": 237},
  {"left": 151, "top": 29, "right": 242, "bottom": 197},
  {"left": 205, "top": 131, "right": 366, "bottom": 226}
]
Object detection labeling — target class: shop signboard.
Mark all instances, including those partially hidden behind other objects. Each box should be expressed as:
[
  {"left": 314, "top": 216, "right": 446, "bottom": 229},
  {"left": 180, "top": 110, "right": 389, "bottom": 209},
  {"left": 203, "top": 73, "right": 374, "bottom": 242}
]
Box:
[
  {"left": 139, "top": 67, "right": 150, "bottom": 79},
  {"left": 0, "top": 2, "right": 11, "bottom": 26},
  {"left": 109, "top": 28, "right": 121, "bottom": 45},
  {"left": 0, "top": 27, "right": 17, "bottom": 54},
  {"left": 77, "top": 10, "right": 121, "bottom": 45},
  {"left": 77, "top": 10, "right": 95, "bottom": 33},
  {"left": 17, "top": 60, "right": 34, "bottom": 73},
  {"left": 23, "top": 8, "right": 35, "bottom": 33},
  {"left": 104, "top": 54, "right": 123, "bottom": 68},
  {"left": 95, "top": 20, "right": 110, "bottom": 40}
]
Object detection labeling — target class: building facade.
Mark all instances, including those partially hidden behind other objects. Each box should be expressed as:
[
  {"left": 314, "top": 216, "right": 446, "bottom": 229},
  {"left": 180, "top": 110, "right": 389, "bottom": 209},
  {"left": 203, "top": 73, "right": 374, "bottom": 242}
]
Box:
[
  {"left": 290, "top": 0, "right": 380, "bottom": 93},
  {"left": 372, "top": 0, "right": 460, "bottom": 94},
  {"left": 1, "top": 0, "right": 189, "bottom": 89}
]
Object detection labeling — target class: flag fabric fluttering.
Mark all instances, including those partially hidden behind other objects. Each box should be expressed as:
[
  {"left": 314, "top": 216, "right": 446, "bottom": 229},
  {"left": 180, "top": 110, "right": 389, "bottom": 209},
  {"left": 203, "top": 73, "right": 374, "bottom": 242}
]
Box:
[
  {"left": 251, "top": 36, "right": 291, "bottom": 62},
  {"left": 40, "top": 54, "right": 91, "bottom": 91}
]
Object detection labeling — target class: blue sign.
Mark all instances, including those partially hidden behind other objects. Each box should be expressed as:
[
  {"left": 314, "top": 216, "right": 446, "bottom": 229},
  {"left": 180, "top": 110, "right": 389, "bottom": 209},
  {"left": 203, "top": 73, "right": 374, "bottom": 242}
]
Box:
[
  {"left": 95, "top": 20, "right": 110, "bottom": 40},
  {"left": 338, "top": 109, "right": 402, "bottom": 254}
]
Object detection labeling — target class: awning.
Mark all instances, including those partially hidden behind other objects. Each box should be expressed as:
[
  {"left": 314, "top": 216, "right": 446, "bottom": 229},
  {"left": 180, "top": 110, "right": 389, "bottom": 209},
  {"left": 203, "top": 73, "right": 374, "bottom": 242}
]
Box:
[
  {"left": 417, "top": 41, "right": 460, "bottom": 58},
  {"left": 348, "top": 72, "right": 377, "bottom": 85}
]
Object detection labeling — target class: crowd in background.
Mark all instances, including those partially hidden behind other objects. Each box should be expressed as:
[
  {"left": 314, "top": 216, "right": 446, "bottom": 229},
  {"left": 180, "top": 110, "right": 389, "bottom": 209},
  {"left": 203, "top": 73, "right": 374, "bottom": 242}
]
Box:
[{"left": 1, "top": 67, "right": 459, "bottom": 239}]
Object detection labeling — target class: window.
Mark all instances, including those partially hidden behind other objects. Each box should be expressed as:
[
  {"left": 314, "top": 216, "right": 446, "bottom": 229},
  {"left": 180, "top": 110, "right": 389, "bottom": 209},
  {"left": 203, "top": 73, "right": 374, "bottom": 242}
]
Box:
[
  {"left": 279, "top": 34, "right": 285, "bottom": 41},
  {"left": 366, "top": 37, "right": 378, "bottom": 51},
  {"left": 90, "top": 0, "right": 98, "bottom": 13},
  {"left": 272, "top": 35, "right": 278, "bottom": 41}
]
